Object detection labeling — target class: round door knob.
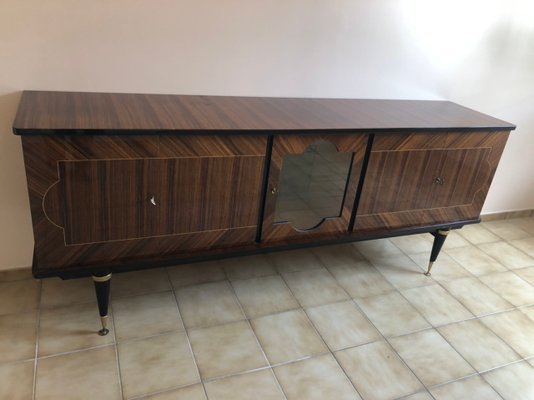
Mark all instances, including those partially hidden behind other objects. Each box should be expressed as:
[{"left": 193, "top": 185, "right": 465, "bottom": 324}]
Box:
[
  {"left": 149, "top": 195, "right": 157, "bottom": 206},
  {"left": 271, "top": 187, "right": 278, "bottom": 195},
  {"left": 433, "top": 177, "right": 444, "bottom": 185}
]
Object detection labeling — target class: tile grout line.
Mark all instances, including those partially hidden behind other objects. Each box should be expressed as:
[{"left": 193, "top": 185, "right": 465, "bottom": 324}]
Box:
[
  {"left": 390, "top": 230, "right": 533, "bottom": 398},
  {"left": 32, "top": 279, "right": 43, "bottom": 400},
  {"left": 311, "top": 251, "right": 432, "bottom": 397},
  {"left": 387, "top": 234, "right": 527, "bottom": 392},
  {"left": 166, "top": 267, "right": 210, "bottom": 400},
  {"left": 108, "top": 287, "right": 124, "bottom": 400},
  {"left": 224, "top": 266, "right": 289, "bottom": 400},
  {"left": 271, "top": 254, "right": 368, "bottom": 399}
]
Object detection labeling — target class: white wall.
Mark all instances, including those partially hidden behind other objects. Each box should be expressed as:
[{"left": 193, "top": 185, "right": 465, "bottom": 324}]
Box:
[{"left": 1, "top": 0, "right": 533, "bottom": 269}]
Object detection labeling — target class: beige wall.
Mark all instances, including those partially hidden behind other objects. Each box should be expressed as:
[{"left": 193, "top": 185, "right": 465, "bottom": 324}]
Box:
[{"left": 1, "top": 0, "right": 533, "bottom": 269}]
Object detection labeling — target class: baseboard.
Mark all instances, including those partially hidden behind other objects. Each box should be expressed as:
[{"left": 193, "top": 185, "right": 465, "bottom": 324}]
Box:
[{"left": 481, "top": 209, "right": 534, "bottom": 222}]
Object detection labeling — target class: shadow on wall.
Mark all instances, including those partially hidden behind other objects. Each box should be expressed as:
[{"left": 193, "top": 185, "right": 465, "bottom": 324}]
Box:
[{"left": 0, "top": 90, "right": 34, "bottom": 269}]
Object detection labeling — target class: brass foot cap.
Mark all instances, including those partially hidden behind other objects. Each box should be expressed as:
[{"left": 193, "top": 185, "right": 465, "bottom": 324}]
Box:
[
  {"left": 423, "top": 271, "right": 431, "bottom": 277},
  {"left": 98, "top": 328, "right": 110, "bottom": 336}
]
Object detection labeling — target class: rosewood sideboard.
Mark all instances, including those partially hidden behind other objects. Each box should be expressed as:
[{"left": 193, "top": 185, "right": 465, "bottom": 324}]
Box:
[{"left": 13, "top": 91, "right": 515, "bottom": 335}]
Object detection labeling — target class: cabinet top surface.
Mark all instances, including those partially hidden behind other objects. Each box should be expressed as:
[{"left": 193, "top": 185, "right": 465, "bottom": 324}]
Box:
[{"left": 13, "top": 90, "right": 515, "bottom": 135}]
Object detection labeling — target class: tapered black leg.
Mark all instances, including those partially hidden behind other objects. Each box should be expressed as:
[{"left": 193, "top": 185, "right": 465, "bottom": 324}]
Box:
[
  {"left": 92, "top": 272, "right": 112, "bottom": 336},
  {"left": 424, "top": 229, "right": 450, "bottom": 276}
]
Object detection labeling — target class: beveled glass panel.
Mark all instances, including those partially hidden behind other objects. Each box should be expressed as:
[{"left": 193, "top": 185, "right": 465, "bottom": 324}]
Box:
[{"left": 274, "top": 141, "right": 352, "bottom": 230}]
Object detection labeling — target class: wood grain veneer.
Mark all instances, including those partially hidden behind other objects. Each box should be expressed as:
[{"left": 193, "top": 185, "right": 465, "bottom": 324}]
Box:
[
  {"left": 355, "top": 131, "right": 509, "bottom": 231},
  {"left": 22, "top": 135, "right": 266, "bottom": 273},
  {"left": 13, "top": 91, "right": 515, "bottom": 135}
]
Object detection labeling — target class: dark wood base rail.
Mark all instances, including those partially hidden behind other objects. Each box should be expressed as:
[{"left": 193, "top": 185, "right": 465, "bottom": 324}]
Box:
[{"left": 13, "top": 91, "right": 514, "bottom": 335}]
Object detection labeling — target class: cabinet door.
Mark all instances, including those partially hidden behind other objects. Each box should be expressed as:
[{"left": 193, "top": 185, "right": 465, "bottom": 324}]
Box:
[
  {"left": 356, "top": 131, "right": 509, "bottom": 231},
  {"left": 35, "top": 135, "right": 267, "bottom": 273},
  {"left": 261, "top": 134, "right": 368, "bottom": 243},
  {"left": 56, "top": 156, "right": 264, "bottom": 245}
]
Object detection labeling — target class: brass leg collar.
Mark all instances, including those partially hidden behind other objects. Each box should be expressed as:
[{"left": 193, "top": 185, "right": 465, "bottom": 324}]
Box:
[
  {"left": 424, "top": 261, "right": 434, "bottom": 276},
  {"left": 437, "top": 229, "right": 450, "bottom": 236},
  {"left": 92, "top": 273, "right": 112, "bottom": 283},
  {"left": 98, "top": 316, "right": 110, "bottom": 336}
]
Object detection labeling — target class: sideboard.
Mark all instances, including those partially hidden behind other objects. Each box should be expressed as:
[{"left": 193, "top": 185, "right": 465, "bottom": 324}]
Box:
[{"left": 13, "top": 91, "right": 514, "bottom": 335}]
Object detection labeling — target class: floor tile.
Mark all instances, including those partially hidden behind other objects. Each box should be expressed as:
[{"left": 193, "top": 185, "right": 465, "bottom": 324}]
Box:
[
  {"left": 327, "top": 260, "right": 395, "bottom": 299},
  {"left": 430, "top": 375, "right": 501, "bottom": 400},
  {"left": 220, "top": 254, "right": 277, "bottom": 281},
  {"left": 0, "top": 267, "right": 33, "bottom": 282},
  {"left": 514, "top": 266, "right": 534, "bottom": 285},
  {"left": 36, "top": 346, "right": 120, "bottom": 400},
  {"left": 274, "top": 354, "right": 361, "bottom": 400},
  {"left": 204, "top": 369, "right": 284, "bottom": 400},
  {"left": 390, "top": 329, "right": 475, "bottom": 387},
  {"left": 353, "top": 238, "right": 403, "bottom": 260},
  {"left": 232, "top": 275, "right": 299, "bottom": 318},
  {"left": 442, "top": 276, "right": 513, "bottom": 316},
  {"left": 111, "top": 268, "right": 171, "bottom": 298},
  {"left": 0, "top": 279, "right": 40, "bottom": 316},
  {"left": 167, "top": 261, "right": 226, "bottom": 289},
  {"left": 312, "top": 243, "right": 366, "bottom": 268},
  {"left": 370, "top": 254, "right": 434, "bottom": 290},
  {"left": 188, "top": 320, "right": 267, "bottom": 380},
  {"left": 480, "top": 271, "right": 534, "bottom": 307},
  {"left": 41, "top": 277, "right": 94, "bottom": 308},
  {"left": 390, "top": 234, "right": 433, "bottom": 254},
  {"left": 445, "top": 246, "right": 506, "bottom": 275},
  {"left": 478, "top": 242, "right": 534, "bottom": 269},
  {"left": 335, "top": 341, "right": 423, "bottom": 400},
  {"left": 401, "top": 284, "right": 473, "bottom": 326},
  {"left": 408, "top": 252, "right": 471, "bottom": 282},
  {"left": 438, "top": 319, "right": 520, "bottom": 372},
  {"left": 506, "top": 217, "right": 534, "bottom": 235},
  {"left": 306, "top": 301, "right": 380, "bottom": 351},
  {"left": 510, "top": 237, "right": 534, "bottom": 258},
  {"left": 521, "top": 305, "right": 534, "bottom": 322},
  {"left": 141, "top": 384, "right": 206, "bottom": 400},
  {"left": 113, "top": 291, "right": 183, "bottom": 341},
  {"left": 269, "top": 248, "right": 324, "bottom": 274},
  {"left": 0, "top": 311, "right": 37, "bottom": 363},
  {"left": 0, "top": 361, "right": 34, "bottom": 400},
  {"left": 38, "top": 302, "right": 114, "bottom": 356},
  {"left": 118, "top": 332, "right": 199, "bottom": 399},
  {"left": 282, "top": 268, "right": 349, "bottom": 307},
  {"left": 481, "top": 310, "right": 534, "bottom": 358},
  {"left": 482, "top": 219, "right": 531, "bottom": 240},
  {"left": 483, "top": 362, "right": 534, "bottom": 400},
  {"left": 457, "top": 224, "right": 501, "bottom": 244},
  {"left": 442, "top": 231, "right": 471, "bottom": 249},
  {"left": 175, "top": 281, "right": 244, "bottom": 329},
  {"left": 251, "top": 309, "right": 327, "bottom": 365},
  {"left": 356, "top": 291, "right": 430, "bottom": 337}
]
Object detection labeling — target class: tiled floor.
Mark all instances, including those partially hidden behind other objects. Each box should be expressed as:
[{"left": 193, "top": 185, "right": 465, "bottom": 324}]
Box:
[{"left": 1, "top": 218, "right": 534, "bottom": 399}]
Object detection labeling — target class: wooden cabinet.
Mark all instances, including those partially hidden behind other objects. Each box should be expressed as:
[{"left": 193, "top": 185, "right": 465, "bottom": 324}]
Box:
[{"left": 13, "top": 91, "right": 514, "bottom": 334}]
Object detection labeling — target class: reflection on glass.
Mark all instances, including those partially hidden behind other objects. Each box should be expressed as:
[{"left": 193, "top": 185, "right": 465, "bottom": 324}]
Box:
[{"left": 274, "top": 140, "right": 352, "bottom": 230}]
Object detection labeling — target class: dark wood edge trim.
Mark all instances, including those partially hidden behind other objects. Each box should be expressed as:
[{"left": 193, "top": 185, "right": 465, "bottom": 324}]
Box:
[
  {"left": 33, "top": 219, "right": 479, "bottom": 280},
  {"left": 13, "top": 126, "right": 516, "bottom": 136},
  {"left": 255, "top": 135, "right": 274, "bottom": 242},
  {"left": 349, "top": 134, "right": 375, "bottom": 231}
]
